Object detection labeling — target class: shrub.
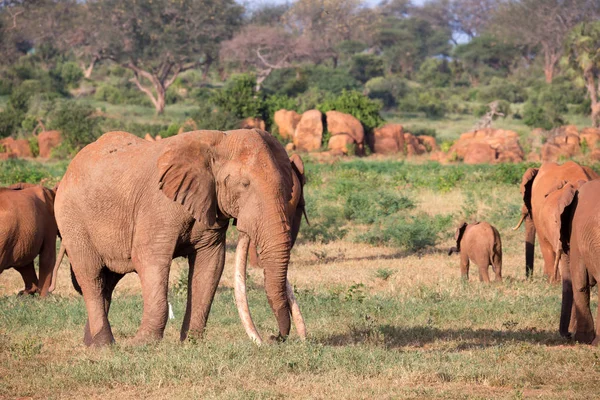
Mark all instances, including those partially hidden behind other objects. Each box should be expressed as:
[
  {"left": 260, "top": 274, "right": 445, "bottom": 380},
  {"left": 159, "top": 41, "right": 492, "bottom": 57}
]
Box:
[
  {"left": 28, "top": 137, "right": 39, "bottom": 157},
  {"left": 365, "top": 77, "right": 409, "bottom": 108},
  {"left": 474, "top": 100, "right": 511, "bottom": 119},
  {"left": 305, "top": 65, "right": 361, "bottom": 94},
  {"left": 349, "top": 54, "right": 384, "bottom": 83},
  {"left": 405, "top": 126, "right": 437, "bottom": 138},
  {"left": 319, "top": 90, "right": 384, "bottom": 132},
  {"left": 417, "top": 58, "right": 452, "bottom": 88},
  {"left": 48, "top": 101, "right": 104, "bottom": 156},
  {"left": 212, "top": 74, "right": 263, "bottom": 119},
  {"left": 190, "top": 103, "right": 239, "bottom": 132},
  {"left": 56, "top": 62, "right": 83, "bottom": 88},
  {"left": 344, "top": 190, "right": 415, "bottom": 224},
  {"left": 299, "top": 205, "right": 347, "bottom": 244},
  {"left": 263, "top": 94, "right": 298, "bottom": 132},
  {"left": 477, "top": 77, "right": 527, "bottom": 103},
  {"left": 94, "top": 84, "right": 124, "bottom": 104},
  {"left": 417, "top": 91, "right": 446, "bottom": 118},
  {"left": 0, "top": 108, "right": 23, "bottom": 139},
  {"left": 358, "top": 214, "right": 452, "bottom": 252}
]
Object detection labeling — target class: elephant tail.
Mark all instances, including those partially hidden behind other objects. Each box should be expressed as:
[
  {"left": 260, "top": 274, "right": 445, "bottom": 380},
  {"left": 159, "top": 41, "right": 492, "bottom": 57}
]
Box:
[
  {"left": 70, "top": 266, "right": 82, "bottom": 295},
  {"left": 48, "top": 242, "right": 67, "bottom": 293}
]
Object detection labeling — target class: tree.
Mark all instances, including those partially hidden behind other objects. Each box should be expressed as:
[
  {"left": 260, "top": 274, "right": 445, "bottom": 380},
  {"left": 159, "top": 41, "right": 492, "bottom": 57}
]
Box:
[
  {"left": 85, "top": 0, "right": 243, "bottom": 114},
  {"left": 491, "top": 0, "right": 600, "bottom": 83},
  {"left": 283, "top": 0, "right": 377, "bottom": 67},
  {"left": 220, "top": 25, "right": 310, "bottom": 91},
  {"left": 565, "top": 22, "right": 600, "bottom": 127}
]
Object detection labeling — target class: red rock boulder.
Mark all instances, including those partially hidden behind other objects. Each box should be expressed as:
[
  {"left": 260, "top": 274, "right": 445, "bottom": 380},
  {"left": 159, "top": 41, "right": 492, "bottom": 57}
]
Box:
[
  {"left": 373, "top": 124, "right": 405, "bottom": 154},
  {"left": 274, "top": 110, "right": 301, "bottom": 140},
  {"left": 240, "top": 117, "right": 266, "bottom": 131},
  {"left": 0, "top": 137, "right": 33, "bottom": 158},
  {"left": 463, "top": 142, "right": 496, "bottom": 164},
  {"left": 325, "top": 111, "right": 364, "bottom": 145},
  {"left": 37, "top": 130, "right": 62, "bottom": 158},
  {"left": 294, "top": 110, "right": 323, "bottom": 152},
  {"left": 327, "top": 134, "right": 355, "bottom": 155},
  {"left": 404, "top": 133, "right": 427, "bottom": 156}
]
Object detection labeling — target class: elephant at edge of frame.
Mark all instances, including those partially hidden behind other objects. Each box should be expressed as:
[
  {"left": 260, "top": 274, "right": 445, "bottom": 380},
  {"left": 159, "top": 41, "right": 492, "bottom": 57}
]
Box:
[
  {"left": 448, "top": 221, "right": 502, "bottom": 283},
  {"left": 54, "top": 129, "right": 307, "bottom": 347},
  {"left": 513, "top": 161, "right": 597, "bottom": 281},
  {"left": 0, "top": 182, "right": 58, "bottom": 296},
  {"left": 546, "top": 179, "right": 600, "bottom": 343}
]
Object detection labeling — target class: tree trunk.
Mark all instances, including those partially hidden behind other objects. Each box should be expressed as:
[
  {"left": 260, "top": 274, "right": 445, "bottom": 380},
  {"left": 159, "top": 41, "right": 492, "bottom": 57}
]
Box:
[
  {"left": 543, "top": 45, "right": 559, "bottom": 84},
  {"left": 585, "top": 72, "right": 600, "bottom": 128},
  {"left": 83, "top": 56, "right": 98, "bottom": 79}
]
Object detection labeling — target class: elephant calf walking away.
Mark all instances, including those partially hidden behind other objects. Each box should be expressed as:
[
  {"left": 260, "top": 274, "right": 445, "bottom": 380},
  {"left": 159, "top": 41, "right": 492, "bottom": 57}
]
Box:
[
  {"left": 448, "top": 222, "right": 502, "bottom": 282},
  {"left": 0, "top": 184, "right": 58, "bottom": 296},
  {"left": 55, "top": 129, "right": 307, "bottom": 346}
]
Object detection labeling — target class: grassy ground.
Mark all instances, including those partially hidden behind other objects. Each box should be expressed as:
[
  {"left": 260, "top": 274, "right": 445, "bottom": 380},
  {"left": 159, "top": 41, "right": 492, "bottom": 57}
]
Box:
[{"left": 1, "top": 158, "right": 600, "bottom": 399}]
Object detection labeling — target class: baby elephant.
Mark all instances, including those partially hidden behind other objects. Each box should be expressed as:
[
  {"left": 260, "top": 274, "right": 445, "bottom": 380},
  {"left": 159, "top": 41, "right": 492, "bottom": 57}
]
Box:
[
  {"left": 0, "top": 183, "right": 58, "bottom": 296},
  {"left": 448, "top": 222, "right": 502, "bottom": 282}
]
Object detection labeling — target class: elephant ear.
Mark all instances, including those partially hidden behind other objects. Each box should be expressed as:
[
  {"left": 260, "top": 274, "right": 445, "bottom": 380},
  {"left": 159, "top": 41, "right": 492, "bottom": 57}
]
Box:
[
  {"left": 520, "top": 167, "right": 539, "bottom": 214},
  {"left": 454, "top": 222, "right": 468, "bottom": 251},
  {"left": 157, "top": 131, "right": 223, "bottom": 227},
  {"left": 555, "top": 183, "right": 579, "bottom": 253},
  {"left": 290, "top": 154, "right": 305, "bottom": 185}
]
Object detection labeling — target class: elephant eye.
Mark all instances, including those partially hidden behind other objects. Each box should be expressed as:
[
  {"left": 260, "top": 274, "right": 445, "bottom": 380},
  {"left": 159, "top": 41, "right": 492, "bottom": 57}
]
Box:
[{"left": 241, "top": 178, "right": 250, "bottom": 188}]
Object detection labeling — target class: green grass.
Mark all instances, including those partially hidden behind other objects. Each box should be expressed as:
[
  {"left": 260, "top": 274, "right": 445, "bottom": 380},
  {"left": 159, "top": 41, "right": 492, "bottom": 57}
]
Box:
[{"left": 1, "top": 278, "right": 598, "bottom": 398}]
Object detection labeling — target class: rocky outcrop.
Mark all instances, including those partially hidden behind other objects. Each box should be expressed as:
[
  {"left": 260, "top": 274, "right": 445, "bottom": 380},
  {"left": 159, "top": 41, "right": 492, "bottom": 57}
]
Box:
[
  {"left": 372, "top": 124, "right": 405, "bottom": 155},
  {"left": 274, "top": 110, "right": 301, "bottom": 140},
  {"left": 0, "top": 137, "right": 33, "bottom": 158},
  {"left": 328, "top": 133, "right": 355, "bottom": 155},
  {"left": 293, "top": 110, "right": 323, "bottom": 152},
  {"left": 445, "top": 128, "right": 524, "bottom": 164},
  {"left": 37, "top": 130, "right": 62, "bottom": 158},
  {"left": 240, "top": 117, "right": 266, "bottom": 131},
  {"left": 325, "top": 111, "right": 364, "bottom": 144}
]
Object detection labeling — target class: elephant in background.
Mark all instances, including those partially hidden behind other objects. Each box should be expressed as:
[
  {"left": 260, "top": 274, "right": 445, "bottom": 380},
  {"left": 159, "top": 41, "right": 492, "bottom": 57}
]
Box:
[
  {"left": 549, "top": 179, "right": 600, "bottom": 343},
  {"left": 448, "top": 222, "right": 502, "bottom": 282},
  {"left": 249, "top": 153, "right": 307, "bottom": 269},
  {"left": 55, "top": 129, "right": 307, "bottom": 346},
  {"left": 0, "top": 183, "right": 58, "bottom": 296},
  {"left": 514, "top": 161, "right": 598, "bottom": 281}
]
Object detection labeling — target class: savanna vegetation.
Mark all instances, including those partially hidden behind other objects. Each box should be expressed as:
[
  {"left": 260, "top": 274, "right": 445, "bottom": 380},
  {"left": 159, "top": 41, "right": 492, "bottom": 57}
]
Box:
[{"left": 2, "top": 0, "right": 600, "bottom": 398}]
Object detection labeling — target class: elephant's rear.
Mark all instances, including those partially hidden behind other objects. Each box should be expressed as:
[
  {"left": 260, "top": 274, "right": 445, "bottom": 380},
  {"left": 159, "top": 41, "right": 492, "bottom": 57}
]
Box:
[{"left": 55, "top": 131, "right": 153, "bottom": 273}]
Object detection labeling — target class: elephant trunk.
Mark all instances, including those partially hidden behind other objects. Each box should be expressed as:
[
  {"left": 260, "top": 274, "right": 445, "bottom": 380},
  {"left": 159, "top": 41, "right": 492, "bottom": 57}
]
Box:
[{"left": 525, "top": 214, "right": 536, "bottom": 278}]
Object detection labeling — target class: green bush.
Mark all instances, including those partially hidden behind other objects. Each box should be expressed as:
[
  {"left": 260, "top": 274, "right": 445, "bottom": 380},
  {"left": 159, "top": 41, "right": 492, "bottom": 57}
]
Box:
[
  {"left": 358, "top": 214, "right": 452, "bottom": 252},
  {"left": 190, "top": 103, "right": 239, "bottom": 132},
  {"left": 56, "top": 62, "right": 83, "bottom": 88},
  {"left": 405, "top": 126, "right": 437, "bottom": 138},
  {"left": 299, "top": 205, "right": 347, "bottom": 244},
  {"left": 0, "top": 108, "right": 23, "bottom": 139},
  {"left": 417, "top": 91, "right": 446, "bottom": 118},
  {"left": 94, "top": 84, "right": 124, "bottom": 104},
  {"left": 344, "top": 190, "right": 415, "bottom": 224},
  {"left": 101, "top": 121, "right": 170, "bottom": 137},
  {"left": 474, "top": 100, "right": 511, "bottom": 118},
  {"left": 417, "top": 58, "right": 452, "bottom": 88},
  {"left": 365, "top": 77, "right": 409, "bottom": 108},
  {"left": 349, "top": 54, "right": 384, "bottom": 84},
  {"left": 305, "top": 66, "right": 361, "bottom": 94},
  {"left": 212, "top": 74, "right": 263, "bottom": 119},
  {"left": 48, "top": 101, "right": 104, "bottom": 156},
  {"left": 319, "top": 90, "right": 384, "bottom": 132},
  {"left": 263, "top": 94, "right": 298, "bottom": 132},
  {"left": 477, "top": 77, "right": 527, "bottom": 103}
]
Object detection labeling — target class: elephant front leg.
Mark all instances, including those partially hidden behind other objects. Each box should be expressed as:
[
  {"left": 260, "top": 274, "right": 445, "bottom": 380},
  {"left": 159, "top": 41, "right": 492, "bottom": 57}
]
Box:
[
  {"left": 180, "top": 229, "right": 226, "bottom": 341},
  {"left": 15, "top": 262, "right": 39, "bottom": 295}
]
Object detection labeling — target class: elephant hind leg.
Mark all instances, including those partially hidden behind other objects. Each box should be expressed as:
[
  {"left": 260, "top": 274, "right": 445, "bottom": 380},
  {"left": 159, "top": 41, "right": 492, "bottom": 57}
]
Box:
[
  {"left": 83, "top": 269, "right": 124, "bottom": 346},
  {"left": 15, "top": 262, "right": 39, "bottom": 295},
  {"left": 131, "top": 254, "right": 171, "bottom": 344},
  {"left": 478, "top": 263, "right": 491, "bottom": 283},
  {"left": 492, "top": 252, "right": 502, "bottom": 282},
  {"left": 71, "top": 251, "right": 114, "bottom": 346},
  {"left": 460, "top": 253, "right": 470, "bottom": 281}
]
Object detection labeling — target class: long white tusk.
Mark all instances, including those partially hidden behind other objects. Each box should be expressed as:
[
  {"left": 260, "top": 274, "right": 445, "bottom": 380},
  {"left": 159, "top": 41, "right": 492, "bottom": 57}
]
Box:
[
  {"left": 286, "top": 279, "right": 307, "bottom": 340},
  {"left": 234, "top": 233, "right": 263, "bottom": 345}
]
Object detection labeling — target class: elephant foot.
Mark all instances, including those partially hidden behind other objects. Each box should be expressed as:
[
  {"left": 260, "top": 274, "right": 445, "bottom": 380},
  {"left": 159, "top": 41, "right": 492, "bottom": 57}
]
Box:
[
  {"left": 83, "top": 321, "right": 115, "bottom": 347},
  {"left": 574, "top": 331, "right": 595, "bottom": 345},
  {"left": 268, "top": 333, "right": 286, "bottom": 343},
  {"left": 17, "top": 288, "right": 38, "bottom": 296},
  {"left": 559, "top": 330, "right": 572, "bottom": 339},
  {"left": 591, "top": 336, "right": 600, "bottom": 346},
  {"left": 131, "top": 330, "right": 163, "bottom": 346}
]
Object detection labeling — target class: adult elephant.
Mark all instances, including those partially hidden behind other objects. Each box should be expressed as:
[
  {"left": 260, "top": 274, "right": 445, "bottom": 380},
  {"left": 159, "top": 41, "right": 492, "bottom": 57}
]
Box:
[
  {"left": 55, "top": 129, "right": 307, "bottom": 346},
  {"left": 514, "top": 161, "right": 597, "bottom": 281},
  {"left": 0, "top": 183, "right": 58, "bottom": 296},
  {"left": 548, "top": 179, "right": 600, "bottom": 342}
]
